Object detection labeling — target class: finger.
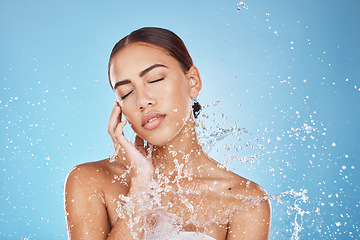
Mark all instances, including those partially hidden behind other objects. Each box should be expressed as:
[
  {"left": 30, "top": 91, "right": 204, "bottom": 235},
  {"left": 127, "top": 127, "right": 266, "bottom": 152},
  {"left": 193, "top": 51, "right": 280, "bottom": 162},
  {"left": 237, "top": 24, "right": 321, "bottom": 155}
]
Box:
[
  {"left": 109, "top": 106, "right": 120, "bottom": 146},
  {"left": 114, "top": 120, "right": 133, "bottom": 149},
  {"left": 114, "top": 119, "right": 126, "bottom": 138},
  {"left": 108, "top": 102, "right": 119, "bottom": 134},
  {"left": 134, "top": 135, "right": 146, "bottom": 157},
  {"left": 108, "top": 103, "right": 123, "bottom": 149},
  {"left": 108, "top": 102, "right": 122, "bottom": 135}
]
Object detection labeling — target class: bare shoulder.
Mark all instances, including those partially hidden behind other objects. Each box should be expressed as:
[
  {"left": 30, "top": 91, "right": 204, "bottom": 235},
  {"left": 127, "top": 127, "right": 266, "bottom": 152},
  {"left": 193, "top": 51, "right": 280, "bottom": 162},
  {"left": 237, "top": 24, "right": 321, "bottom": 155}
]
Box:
[
  {"left": 64, "top": 159, "right": 114, "bottom": 207},
  {"left": 66, "top": 159, "right": 103, "bottom": 179},
  {"left": 66, "top": 159, "right": 105, "bottom": 188},
  {"left": 207, "top": 161, "right": 270, "bottom": 212},
  {"left": 64, "top": 159, "right": 130, "bottom": 239},
  {"left": 65, "top": 158, "right": 128, "bottom": 188},
  {"left": 207, "top": 159, "right": 268, "bottom": 199},
  {"left": 226, "top": 171, "right": 268, "bottom": 199},
  {"left": 64, "top": 158, "right": 131, "bottom": 214},
  {"left": 217, "top": 169, "right": 271, "bottom": 239}
]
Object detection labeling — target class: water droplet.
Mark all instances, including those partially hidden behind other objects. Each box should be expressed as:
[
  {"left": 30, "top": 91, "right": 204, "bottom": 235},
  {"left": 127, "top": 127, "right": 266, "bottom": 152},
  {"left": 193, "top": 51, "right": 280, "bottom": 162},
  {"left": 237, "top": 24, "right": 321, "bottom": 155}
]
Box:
[{"left": 213, "top": 99, "right": 220, "bottom": 106}]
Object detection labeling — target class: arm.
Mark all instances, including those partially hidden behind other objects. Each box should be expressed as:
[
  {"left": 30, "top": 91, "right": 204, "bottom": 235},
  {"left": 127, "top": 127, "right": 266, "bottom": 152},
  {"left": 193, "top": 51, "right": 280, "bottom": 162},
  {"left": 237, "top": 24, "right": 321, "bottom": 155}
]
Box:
[
  {"left": 64, "top": 165, "right": 111, "bottom": 239},
  {"left": 64, "top": 165, "right": 150, "bottom": 240},
  {"left": 106, "top": 176, "right": 153, "bottom": 240},
  {"left": 64, "top": 102, "right": 154, "bottom": 239},
  {"left": 226, "top": 185, "right": 271, "bottom": 240}
]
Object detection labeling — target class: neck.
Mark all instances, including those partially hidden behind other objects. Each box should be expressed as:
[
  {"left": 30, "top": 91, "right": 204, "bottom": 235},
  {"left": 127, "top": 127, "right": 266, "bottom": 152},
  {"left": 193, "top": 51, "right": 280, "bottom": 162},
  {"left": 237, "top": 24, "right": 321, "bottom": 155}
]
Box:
[{"left": 150, "top": 116, "right": 205, "bottom": 181}]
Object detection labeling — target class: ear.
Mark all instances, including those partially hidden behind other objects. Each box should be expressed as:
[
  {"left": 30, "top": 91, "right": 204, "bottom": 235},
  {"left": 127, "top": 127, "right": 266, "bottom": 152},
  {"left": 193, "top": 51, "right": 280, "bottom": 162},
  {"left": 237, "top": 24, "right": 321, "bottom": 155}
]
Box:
[{"left": 186, "top": 65, "right": 202, "bottom": 98}]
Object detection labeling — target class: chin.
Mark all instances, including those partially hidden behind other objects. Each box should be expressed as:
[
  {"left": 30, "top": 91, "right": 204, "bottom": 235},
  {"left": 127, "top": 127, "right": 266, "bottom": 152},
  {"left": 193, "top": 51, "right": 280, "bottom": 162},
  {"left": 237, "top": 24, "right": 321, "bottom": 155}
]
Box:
[
  {"left": 143, "top": 123, "right": 185, "bottom": 147},
  {"left": 143, "top": 131, "right": 176, "bottom": 147}
]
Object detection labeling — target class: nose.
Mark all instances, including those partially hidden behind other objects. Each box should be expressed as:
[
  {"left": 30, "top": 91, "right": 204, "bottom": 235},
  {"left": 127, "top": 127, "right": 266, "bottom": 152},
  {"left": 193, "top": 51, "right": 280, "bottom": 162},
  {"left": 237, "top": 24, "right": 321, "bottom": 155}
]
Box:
[{"left": 137, "top": 88, "right": 155, "bottom": 110}]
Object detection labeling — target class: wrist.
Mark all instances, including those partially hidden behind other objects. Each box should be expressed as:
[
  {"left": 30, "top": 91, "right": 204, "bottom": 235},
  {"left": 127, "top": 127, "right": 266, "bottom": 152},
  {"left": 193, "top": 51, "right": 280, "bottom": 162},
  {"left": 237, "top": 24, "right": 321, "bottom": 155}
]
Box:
[{"left": 129, "top": 173, "right": 155, "bottom": 194}]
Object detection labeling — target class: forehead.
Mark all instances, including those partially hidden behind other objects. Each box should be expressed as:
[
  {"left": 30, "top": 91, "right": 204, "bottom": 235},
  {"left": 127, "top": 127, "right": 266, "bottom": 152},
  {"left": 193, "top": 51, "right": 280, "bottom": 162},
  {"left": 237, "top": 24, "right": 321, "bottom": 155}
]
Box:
[{"left": 110, "top": 43, "right": 179, "bottom": 78}]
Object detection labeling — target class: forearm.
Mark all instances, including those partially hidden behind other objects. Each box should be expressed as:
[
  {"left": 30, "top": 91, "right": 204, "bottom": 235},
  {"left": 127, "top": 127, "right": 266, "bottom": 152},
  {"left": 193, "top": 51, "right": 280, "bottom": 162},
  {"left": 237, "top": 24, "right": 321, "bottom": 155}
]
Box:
[{"left": 107, "top": 175, "right": 156, "bottom": 240}]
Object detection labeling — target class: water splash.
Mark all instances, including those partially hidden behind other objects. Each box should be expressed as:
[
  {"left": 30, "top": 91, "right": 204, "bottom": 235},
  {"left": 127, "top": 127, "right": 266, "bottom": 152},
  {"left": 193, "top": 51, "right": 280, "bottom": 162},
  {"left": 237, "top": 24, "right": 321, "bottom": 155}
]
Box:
[
  {"left": 194, "top": 104, "right": 312, "bottom": 238},
  {"left": 197, "top": 120, "right": 249, "bottom": 152},
  {"left": 236, "top": 1, "right": 247, "bottom": 11},
  {"left": 109, "top": 106, "right": 312, "bottom": 239}
]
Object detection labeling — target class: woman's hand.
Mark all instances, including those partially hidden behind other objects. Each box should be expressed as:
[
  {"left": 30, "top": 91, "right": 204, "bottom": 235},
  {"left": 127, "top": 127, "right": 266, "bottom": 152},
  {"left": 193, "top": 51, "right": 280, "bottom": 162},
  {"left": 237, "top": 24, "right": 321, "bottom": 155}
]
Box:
[
  {"left": 108, "top": 102, "right": 154, "bottom": 182},
  {"left": 106, "top": 102, "right": 156, "bottom": 240}
]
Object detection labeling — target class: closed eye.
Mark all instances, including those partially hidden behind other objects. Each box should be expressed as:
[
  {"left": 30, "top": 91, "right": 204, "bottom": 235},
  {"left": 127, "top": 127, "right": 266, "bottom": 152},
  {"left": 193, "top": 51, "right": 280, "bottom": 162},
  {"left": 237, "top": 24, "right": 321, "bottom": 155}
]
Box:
[
  {"left": 149, "top": 78, "right": 164, "bottom": 84},
  {"left": 120, "top": 90, "right": 133, "bottom": 100}
]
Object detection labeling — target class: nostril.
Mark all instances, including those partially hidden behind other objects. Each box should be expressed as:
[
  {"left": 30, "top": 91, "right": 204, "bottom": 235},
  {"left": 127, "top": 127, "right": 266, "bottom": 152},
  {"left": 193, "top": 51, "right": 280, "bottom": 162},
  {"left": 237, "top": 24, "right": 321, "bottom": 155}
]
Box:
[{"left": 138, "top": 100, "right": 154, "bottom": 110}]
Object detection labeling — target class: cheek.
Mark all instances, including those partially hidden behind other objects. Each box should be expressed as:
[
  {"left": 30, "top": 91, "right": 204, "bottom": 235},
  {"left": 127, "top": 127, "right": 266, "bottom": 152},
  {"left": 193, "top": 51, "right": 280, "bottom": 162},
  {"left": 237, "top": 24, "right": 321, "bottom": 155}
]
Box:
[
  {"left": 166, "top": 79, "right": 191, "bottom": 104},
  {"left": 122, "top": 111, "right": 143, "bottom": 135},
  {"left": 121, "top": 107, "right": 137, "bottom": 124},
  {"left": 172, "top": 86, "right": 192, "bottom": 114},
  {"left": 166, "top": 88, "right": 192, "bottom": 124}
]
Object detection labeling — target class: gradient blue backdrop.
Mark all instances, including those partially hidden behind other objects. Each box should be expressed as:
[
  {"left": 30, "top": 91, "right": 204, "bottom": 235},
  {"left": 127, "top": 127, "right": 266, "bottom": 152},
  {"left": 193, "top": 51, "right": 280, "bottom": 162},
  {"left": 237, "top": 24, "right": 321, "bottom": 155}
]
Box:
[{"left": 1, "top": 0, "right": 359, "bottom": 239}]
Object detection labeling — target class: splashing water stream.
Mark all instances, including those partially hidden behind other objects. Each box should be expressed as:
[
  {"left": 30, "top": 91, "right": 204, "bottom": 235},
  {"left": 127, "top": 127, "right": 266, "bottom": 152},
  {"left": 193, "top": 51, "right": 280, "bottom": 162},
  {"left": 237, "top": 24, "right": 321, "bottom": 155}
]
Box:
[
  {"left": 0, "top": 1, "right": 359, "bottom": 239},
  {"left": 107, "top": 106, "right": 313, "bottom": 239}
]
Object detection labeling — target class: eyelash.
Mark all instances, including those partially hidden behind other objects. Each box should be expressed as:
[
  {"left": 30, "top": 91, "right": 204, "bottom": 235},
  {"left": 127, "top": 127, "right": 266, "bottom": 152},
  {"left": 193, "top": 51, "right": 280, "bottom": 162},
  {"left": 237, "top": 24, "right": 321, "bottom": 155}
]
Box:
[
  {"left": 121, "top": 91, "right": 133, "bottom": 100},
  {"left": 120, "top": 78, "right": 164, "bottom": 100},
  {"left": 149, "top": 77, "right": 164, "bottom": 84}
]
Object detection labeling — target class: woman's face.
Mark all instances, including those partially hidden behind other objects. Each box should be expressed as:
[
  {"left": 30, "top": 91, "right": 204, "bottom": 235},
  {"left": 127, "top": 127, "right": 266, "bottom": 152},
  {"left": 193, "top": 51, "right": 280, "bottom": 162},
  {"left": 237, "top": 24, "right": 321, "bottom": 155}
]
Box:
[{"left": 109, "top": 43, "right": 197, "bottom": 146}]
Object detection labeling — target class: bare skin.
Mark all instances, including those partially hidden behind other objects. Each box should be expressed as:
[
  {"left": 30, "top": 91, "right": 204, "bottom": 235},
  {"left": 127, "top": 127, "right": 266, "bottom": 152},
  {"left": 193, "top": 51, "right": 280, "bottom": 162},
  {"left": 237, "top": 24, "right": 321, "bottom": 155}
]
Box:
[{"left": 64, "top": 43, "right": 271, "bottom": 239}]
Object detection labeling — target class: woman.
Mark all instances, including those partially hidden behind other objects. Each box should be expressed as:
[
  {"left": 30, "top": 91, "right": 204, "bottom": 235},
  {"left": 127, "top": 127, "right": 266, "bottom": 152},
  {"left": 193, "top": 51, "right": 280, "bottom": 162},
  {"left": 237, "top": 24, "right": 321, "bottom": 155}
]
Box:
[{"left": 64, "top": 27, "right": 271, "bottom": 240}]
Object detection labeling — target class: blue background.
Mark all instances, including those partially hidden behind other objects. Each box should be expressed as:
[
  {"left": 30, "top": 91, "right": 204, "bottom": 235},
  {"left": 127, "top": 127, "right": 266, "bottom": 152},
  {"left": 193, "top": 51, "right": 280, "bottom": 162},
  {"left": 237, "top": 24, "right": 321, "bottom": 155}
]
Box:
[{"left": 1, "top": 0, "right": 359, "bottom": 239}]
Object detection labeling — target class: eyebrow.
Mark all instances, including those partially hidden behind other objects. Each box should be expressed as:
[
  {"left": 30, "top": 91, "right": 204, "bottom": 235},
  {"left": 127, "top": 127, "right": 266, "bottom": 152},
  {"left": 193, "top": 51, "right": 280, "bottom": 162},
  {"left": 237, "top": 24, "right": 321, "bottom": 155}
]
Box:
[
  {"left": 139, "top": 64, "right": 167, "bottom": 77},
  {"left": 114, "top": 64, "right": 167, "bottom": 90},
  {"left": 114, "top": 79, "right": 131, "bottom": 89}
]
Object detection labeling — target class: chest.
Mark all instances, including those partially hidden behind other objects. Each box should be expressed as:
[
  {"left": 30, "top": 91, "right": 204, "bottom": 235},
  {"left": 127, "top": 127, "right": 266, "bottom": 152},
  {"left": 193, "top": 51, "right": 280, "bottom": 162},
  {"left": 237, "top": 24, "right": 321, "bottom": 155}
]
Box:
[{"left": 104, "top": 185, "right": 231, "bottom": 239}]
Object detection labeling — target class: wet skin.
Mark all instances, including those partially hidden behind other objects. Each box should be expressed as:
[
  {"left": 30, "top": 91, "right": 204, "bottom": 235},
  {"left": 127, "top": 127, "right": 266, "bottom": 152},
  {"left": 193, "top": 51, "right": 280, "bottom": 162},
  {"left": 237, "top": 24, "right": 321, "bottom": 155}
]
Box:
[{"left": 64, "top": 43, "right": 271, "bottom": 240}]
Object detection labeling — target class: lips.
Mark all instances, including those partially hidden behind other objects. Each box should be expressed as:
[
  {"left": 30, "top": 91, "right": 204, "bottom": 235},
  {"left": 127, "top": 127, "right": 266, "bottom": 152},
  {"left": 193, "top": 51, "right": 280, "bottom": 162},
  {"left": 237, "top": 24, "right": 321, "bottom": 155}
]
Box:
[{"left": 142, "top": 112, "right": 166, "bottom": 130}]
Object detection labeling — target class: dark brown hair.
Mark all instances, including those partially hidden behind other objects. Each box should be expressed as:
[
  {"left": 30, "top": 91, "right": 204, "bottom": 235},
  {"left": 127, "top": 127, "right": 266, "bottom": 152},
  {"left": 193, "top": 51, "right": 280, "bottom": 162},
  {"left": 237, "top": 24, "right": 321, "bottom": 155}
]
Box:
[{"left": 108, "top": 27, "right": 201, "bottom": 118}]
